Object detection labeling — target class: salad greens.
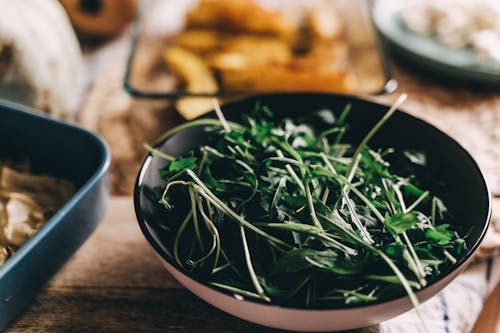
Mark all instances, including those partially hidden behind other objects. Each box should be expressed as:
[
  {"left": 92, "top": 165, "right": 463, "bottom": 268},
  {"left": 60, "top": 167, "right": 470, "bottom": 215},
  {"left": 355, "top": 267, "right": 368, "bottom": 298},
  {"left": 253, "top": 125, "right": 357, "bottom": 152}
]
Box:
[{"left": 149, "top": 96, "right": 466, "bottom": 309}]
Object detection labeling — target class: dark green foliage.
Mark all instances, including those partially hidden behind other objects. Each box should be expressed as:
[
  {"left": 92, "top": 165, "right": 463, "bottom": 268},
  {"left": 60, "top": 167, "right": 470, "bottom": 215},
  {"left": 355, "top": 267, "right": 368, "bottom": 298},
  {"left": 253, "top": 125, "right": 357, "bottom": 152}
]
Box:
[{"left": 153, "top": 102, "right": 465, "bottom": 309}]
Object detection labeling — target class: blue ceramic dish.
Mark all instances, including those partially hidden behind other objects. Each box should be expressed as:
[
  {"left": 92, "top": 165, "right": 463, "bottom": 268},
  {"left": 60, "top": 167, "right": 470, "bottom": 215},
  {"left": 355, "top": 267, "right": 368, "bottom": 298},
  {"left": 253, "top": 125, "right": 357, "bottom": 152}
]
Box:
[{"left": 0, "top": 100, "right": 110, "bottom": 330}]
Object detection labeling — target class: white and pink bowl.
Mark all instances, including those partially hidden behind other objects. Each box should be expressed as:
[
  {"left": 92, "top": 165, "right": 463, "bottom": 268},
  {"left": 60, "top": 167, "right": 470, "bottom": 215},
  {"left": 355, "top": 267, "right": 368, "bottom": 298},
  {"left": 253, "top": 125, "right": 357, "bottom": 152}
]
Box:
[{"left": 134, "top": 94, "right": 491, "bottom": 332}]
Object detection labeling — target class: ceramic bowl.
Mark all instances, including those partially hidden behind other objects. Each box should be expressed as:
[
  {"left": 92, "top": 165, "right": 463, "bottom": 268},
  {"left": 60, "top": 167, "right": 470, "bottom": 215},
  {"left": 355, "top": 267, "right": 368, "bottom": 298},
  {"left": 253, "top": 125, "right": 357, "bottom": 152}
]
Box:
[{"left": 134, "top": 94, "right": 490, "bottom": 332}]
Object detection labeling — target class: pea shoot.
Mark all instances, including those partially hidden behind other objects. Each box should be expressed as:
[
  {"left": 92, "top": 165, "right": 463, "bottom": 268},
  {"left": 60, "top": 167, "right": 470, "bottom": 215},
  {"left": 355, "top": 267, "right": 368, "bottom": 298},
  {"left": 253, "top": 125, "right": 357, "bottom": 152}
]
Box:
[{"left": 149, "top": 96, "right": 466, "bottom": 310}]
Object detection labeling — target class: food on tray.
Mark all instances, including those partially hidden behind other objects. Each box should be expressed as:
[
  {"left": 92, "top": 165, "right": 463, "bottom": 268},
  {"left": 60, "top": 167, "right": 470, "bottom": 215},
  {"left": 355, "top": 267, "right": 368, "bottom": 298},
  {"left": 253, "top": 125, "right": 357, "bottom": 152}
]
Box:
[
  {"left": 163, "top": 46, "right": 218, "bottom": 94},
  {"left": 0, "top": 161, "right": 74, "bottom": 266},
  {"left": 162, "top": 0, "right": 351, "bottom": 119},
  {"left": 185, "top": 0, "right": 297, "bottom": 38},
  {"left": 60, "top": 0, "right": 137, "bottom": 38},
  {"left": 163, "top": 46, "right": 218, "bottom": 119},
  {"left": 149, "top": 98, "right": 466, "bottom": 308},
  {"left": 218, "top": 44, "right": 349, "bottom": 92},
  {"left": 207, "top": 36, "right": 293, "bottom": 70},
  {"left": 401, "top": 0, "right": 500, "bottom": 63},
  {"left": 307, "top": 0, "right": 343, "bottom": 41},
  {"left": 0, "top": 0, "right": 82, "bottom": 118}
]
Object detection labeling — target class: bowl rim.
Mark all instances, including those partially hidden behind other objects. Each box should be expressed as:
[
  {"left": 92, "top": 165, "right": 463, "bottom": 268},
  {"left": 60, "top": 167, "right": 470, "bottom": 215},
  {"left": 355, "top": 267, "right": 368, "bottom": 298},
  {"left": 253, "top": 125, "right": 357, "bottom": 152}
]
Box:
[
  {"left": 0, "top": 99, "right": 111, "bottom": 279},
  {"left": 134, "top": 93, "right": 491, "bottom": 311}
]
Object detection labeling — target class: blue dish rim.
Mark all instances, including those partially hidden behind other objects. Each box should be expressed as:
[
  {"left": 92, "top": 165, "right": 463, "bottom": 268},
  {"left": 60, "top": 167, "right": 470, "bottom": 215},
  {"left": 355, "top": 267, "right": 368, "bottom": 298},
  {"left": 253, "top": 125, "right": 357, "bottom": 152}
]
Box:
[
  {"left": 134, "top": 93, "right": 491, "bottom": 311},
  {"left": 0, "top": 99, "right": 111, "bottom": 279}
]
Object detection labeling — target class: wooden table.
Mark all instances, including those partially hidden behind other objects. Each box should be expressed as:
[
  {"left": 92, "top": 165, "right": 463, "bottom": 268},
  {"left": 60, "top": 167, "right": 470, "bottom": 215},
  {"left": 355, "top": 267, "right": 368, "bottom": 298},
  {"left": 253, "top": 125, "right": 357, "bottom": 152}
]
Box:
[{"left": 6, "top": 38, "right": 500, "bottom": 332}]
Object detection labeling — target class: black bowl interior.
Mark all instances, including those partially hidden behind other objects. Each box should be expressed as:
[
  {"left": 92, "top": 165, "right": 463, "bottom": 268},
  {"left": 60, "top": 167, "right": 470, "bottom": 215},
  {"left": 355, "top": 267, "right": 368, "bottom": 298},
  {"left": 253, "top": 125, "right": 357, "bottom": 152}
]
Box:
[{"left": 135, "top": 93, "right": 491, "bottom": 306}]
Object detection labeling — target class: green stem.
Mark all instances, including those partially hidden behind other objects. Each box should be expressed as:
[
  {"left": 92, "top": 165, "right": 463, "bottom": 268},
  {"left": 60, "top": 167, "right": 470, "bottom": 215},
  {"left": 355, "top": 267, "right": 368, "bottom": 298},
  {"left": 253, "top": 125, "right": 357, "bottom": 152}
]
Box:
[
  {"left": 188, "top": 187, "right": 204, "bottom": 251},
  {"left": 173, "top": 210, "right": 193, "bottom": 269},
  {"left": 240, "top": 226, "right": 270, "bottom": 302},
  {"left": 212, "top": 99, "right": 231, "bottom": 132},
  {"left": 195, "top": 194, "right": 221, "bottom": 270},
  {"left": 405, "top": 191, "right": 430, "bottom": 213},
  {"left": 154, "top": 119, "right": 243, "bottom": 145},
  {"left": 144, "top": 143, "right": 175, "bottom": 161},
  {"left": 346, "top": 94, "right": 407, "bottom": 177},
  {"left": 183, "top": 170, "right": 292, "bottom": 249},
  {"left": 210, "top": 282, "right": 263, "bottom": 300}
]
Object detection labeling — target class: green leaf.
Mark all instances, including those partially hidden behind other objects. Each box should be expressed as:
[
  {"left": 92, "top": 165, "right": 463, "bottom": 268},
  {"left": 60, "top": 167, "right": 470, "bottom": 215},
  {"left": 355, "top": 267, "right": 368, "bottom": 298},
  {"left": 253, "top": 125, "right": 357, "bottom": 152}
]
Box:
[
  {"left": 272, "top": 249, "right": 337, "bottom": 274},
  {"left": 384, "top": 243, "right": 406, "bottom": 258},
  {"left": 402, "top": 183, "right": 425, "bottom": 199},
  {"left": 425, "top": 224, "right": 454, "bottom": 245},
  {"left": 169, "top": 156, "right": 197, "bottom": 173},
  {"left": 384, "top": 213, "right": 418, "bottom": 234},
  {"left": 316, "top": 256, "right": 369, "bottom": 275}
]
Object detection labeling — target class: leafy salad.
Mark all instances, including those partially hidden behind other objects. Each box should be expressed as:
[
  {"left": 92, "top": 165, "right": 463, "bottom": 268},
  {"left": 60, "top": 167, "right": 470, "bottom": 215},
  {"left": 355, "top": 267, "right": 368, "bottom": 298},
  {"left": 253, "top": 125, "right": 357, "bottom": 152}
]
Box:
[{"left": 147, "top": 96, "right": 466, "bottom": 309}]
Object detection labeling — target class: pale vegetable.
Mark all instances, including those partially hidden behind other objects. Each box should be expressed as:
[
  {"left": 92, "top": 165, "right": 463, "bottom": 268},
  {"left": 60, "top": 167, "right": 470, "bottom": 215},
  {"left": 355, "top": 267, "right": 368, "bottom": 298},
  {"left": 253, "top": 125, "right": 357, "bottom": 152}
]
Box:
[
  {"left": 0, "top": 163, "right": 74, "bottom": 264},
  {"left": 401, "top": 0, "right": 500, "bottom": 63},
  {"left": 0, "top": 0, "right": 83, "bottom": 118}
]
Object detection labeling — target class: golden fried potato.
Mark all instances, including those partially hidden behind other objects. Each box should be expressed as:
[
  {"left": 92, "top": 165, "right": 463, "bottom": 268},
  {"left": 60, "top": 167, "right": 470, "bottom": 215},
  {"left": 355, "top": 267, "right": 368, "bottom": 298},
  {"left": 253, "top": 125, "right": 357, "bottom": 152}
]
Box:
[
  {"left": 186, "top": 0, "right": 297, "bottom": 38},
  {"left": 219, "top": 42, "right": 351, "bottom": 95},
  {"left": 176, "top": 97, "right": 216, "bottom": 120},
  {"left": 220, "top": 66, "right": 351, "bottom": 93},
  {"left": 163, "top": 46, "right": 218, "bottom": 93},
  {"left": 163, "top": 46, "right": 220, "bottom": 119},
  {"left": 307, "top": 0, "right": 343, "bottom": 41},
  {"left": 290, "top": 42, "right": 349, "bottom": 71},
  {"left": 173, "top": 30, "right": 226, "bottom": 54},
  {"left": 175, "top": 97, "right": 242, "bottom": 120},
  {"left": 208, "top": 36, "right": 293, "bottom": 70}
]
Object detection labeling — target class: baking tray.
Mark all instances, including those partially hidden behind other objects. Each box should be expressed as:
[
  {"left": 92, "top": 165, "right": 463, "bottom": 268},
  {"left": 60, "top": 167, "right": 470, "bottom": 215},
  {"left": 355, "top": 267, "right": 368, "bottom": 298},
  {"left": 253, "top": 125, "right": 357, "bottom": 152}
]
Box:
[
  {"left": 0, "top": 100, "right": 110, "bottom": 330},
  {"left": 124, "top": 0, "right": 397, "bottom": 99}
]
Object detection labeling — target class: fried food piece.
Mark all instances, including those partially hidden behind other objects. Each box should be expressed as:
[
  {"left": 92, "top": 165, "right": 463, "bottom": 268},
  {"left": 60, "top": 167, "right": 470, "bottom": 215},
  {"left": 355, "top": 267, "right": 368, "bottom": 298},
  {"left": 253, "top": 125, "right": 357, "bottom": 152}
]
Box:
[
  {"left": 163, "top": 46, "right": 220, "bottom": 119},
  {"left": 173, "top": 30, "right": 226, "bottom": 54},
  {"left": 219, "top": 42, "right": 351, "bottom": 93},
  {"left": 176, "top": 98, "right": 216, "bottom": 120},
  {"left": 164, "top": 46, "right": 219, "bottom": 119},
  {"left": 163, "top": 46, "right": 218, "bottom": 93},
  {"left": 307, "top": 0, "right": 343, "bottom": 41},
  {"left": 208, "top": 36, "right": 292, "bottom": 70},
  {"left": 290, "top": 42, "right": 349, "bottom": 71},
  {"left": 176, "top": 97, "right": 243, "bottom": 120},
  {"left": 186, "top": 0, "right": 296, "bottom": 38},
  {"left": 220, "top": 66, "right": 351, "bottom": 93}
]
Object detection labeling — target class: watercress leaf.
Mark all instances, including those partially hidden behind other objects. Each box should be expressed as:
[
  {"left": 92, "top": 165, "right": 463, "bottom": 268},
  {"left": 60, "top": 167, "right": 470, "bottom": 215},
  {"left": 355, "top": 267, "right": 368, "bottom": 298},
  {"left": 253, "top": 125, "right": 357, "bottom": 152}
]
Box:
[
  {"left": 168, "top": 156, "right": 197, "bottom": 173},
  {"left": 425, "top": 224, "right": 453, "bottom": 245},
  {"left": 384, "top": 243, "right": 406, "bottom": 258},
  {"left": 402, "top": 183, "right": 425, "bottom": 199},
  {"left": 317, "top": 255, "right": 369, "bottom": 275},
  {"left": 272, "top": 249, "right": 337, "bottom": 274},
  {"left": 384, "top": 213, "right": 418, "bottom": 234}
]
